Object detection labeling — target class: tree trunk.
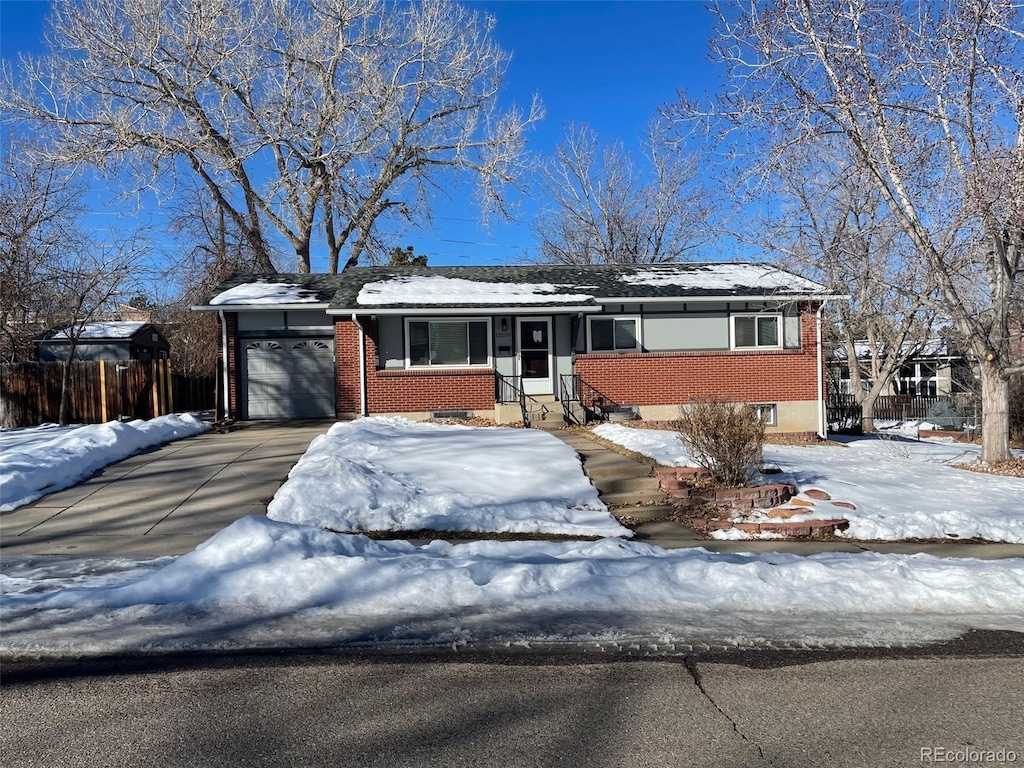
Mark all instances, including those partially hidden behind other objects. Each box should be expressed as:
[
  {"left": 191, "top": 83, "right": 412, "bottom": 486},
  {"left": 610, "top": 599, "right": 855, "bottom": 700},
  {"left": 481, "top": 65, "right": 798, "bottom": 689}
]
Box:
[
  {"left": 295, "top": 242, "right": 311, "bottom": 274},
  {"left": 860, "top": 391, "right": 878, "bottom": 434},
  {"left": 979, "top": 362, "right": 1010, "bottom": 464}
]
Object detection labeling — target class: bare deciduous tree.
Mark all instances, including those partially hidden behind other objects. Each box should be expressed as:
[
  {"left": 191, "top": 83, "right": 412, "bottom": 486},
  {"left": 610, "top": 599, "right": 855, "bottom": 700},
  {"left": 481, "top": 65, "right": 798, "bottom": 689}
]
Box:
[
  {"left": 159, "top": 181, "right": 273, "bottom": 378},
  {"left": 49, "top": 247, "right": 141, "bottom": 425},
  {"left": 533, "top": 122, "right": 711, "bottom": 265},
  {"left": 2, "top": 0, "right": 542, "bottom": 274},
  {"left": 0, "top": 141, "right": 84, "bottom": 363},
  {"left": 755, "top": 143, "right": 938, "bottom": 430},
  {"left": 674, "top": 0, "right": 1024, "bottom": 463},
  {"left": 0, "top": 136, "right": 141, "bottom": 423}
]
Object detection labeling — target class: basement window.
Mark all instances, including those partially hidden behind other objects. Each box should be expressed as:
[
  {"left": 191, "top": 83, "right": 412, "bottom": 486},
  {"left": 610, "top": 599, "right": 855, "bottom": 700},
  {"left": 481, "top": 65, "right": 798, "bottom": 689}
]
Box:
[{"left": 752, "top": 403, "right": 777, "bottom": 427}]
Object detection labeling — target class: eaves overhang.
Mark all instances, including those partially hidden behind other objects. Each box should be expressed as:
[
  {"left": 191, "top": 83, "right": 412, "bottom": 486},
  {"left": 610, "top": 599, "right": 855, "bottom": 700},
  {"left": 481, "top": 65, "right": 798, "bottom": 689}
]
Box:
[{"left": 191, "top": 303, "right": 332, "bottom": 312}]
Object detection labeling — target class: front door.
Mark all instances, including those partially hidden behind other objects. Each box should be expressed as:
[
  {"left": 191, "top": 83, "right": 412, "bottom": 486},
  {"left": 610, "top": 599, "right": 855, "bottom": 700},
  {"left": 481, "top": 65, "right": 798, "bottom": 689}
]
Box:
[{"left": 518, "top": 317, "right": 553, "bottom": 395}]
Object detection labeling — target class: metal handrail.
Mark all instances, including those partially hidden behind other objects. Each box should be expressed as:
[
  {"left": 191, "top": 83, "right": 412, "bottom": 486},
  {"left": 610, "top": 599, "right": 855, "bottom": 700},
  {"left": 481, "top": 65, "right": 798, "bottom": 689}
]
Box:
[
  {"left": 559, "top": 373, "right": 623, "bottom": 424},
  {"left": 495, "top": 371, "right": 549, "bottom": 427},
  {"left": 495, "top": 371, "right": 520, "bottom": 404}
]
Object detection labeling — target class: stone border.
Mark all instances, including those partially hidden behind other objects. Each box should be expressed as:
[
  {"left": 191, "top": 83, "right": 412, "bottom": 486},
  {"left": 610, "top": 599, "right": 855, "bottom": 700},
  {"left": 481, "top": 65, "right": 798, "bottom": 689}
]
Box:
[
  {"left": 655, "top": 467, "right": 796, "bottom": 511},
  {"left": 686, "top": 517, "right": 851, "bottom": 538},
  {"left": 654, "top": 468, "right": 852, "bottom": 539}
]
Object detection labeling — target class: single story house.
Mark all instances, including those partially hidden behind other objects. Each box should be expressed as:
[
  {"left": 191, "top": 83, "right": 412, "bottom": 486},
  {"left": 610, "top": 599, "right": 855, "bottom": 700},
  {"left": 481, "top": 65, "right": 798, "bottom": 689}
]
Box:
[
  {"left": 829, "top": 338, "right": 974, "bottom": 398},
  {"left": 36, "top": 321, "right": 171, "bottom": 363},
  {"left": 193, "top": 263, "right": 842, "bottom": 437}
]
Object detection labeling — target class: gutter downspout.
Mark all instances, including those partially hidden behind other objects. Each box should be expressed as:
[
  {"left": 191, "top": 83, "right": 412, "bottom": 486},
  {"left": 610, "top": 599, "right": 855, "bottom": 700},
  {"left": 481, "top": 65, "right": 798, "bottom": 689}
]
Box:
[
  {"left": 351, "top": 313, "right": 368, "bottom": 417},
  {"left": 816, "top": 302, "right": 826, "bottom": 439},
  {"left": 218, "top": 310, "right": 230, "bottom": 421}
]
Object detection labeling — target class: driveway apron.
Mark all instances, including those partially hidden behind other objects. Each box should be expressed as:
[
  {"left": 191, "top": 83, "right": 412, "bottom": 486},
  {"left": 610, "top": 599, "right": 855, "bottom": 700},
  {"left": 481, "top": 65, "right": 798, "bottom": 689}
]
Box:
[{"left": 0, "top": 422, "right": 330, "bottom": 558}]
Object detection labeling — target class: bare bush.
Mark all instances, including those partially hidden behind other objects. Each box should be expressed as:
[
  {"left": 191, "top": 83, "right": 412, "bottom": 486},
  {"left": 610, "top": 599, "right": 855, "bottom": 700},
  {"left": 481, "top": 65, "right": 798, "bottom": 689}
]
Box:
[{"left": 676, "top": 399, "right": 767, "bottom": 488}]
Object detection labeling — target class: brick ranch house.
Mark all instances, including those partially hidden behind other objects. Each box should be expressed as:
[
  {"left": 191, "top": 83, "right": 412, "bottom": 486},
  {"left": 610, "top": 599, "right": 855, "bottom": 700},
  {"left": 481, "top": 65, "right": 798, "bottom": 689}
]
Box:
[{"left": 193, "top": 263, "right": 843, "bottom": 437}]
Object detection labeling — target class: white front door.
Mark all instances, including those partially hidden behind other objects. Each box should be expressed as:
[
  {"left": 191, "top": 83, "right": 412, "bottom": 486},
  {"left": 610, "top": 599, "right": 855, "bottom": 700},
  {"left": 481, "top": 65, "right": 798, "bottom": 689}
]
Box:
[{"left": 517, "top": 317, "right": 553, "bottom": 395}]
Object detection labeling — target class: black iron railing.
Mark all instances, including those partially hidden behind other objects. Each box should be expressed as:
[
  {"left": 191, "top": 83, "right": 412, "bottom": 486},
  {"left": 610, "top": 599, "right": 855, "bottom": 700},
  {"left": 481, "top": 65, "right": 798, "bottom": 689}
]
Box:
[
  {"left": 496, "top": 371, "right": 547, "bottom": 427},
  {"left": 559, "top": 373, "right": 623, "bottom": 425},
  {"left": 495, "top": 371, "right": 520, "bottom": 404}
]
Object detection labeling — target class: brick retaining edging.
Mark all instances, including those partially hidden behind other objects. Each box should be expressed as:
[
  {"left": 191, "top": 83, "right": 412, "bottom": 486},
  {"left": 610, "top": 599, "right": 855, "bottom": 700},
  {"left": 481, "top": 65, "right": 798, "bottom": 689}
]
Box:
[
  {"left": 654, "top": 467, "right": 796, "bottom": 511},
  {"left": 686, "top": 517, "right": 851, "bottom": 538},
  {"left": 653, "top": 467, "right": 851, "bottom": 538}
]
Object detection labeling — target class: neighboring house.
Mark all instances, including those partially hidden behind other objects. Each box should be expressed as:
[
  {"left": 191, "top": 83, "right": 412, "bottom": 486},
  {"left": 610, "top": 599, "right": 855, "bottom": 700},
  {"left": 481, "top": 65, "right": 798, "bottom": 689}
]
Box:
[
  {"left": 192, "top": 264, "right": 841, "bottom": 437},
  {"left": 829, "top": 338, "right": 974, "bottom": 398},
  {"left": 36, "top": 321, "right": 171, "bottom": 363}
]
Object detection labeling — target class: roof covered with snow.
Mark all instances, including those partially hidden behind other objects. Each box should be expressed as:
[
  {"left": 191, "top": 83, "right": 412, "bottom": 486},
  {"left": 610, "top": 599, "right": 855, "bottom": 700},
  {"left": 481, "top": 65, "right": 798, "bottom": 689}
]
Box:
[
  {"left": 206, "top": 276, "right": 330, "bottom": 306},
  {"left": 831, "top": 337, "right": 963, "bottom": 361},
  {"left": 197, "top": 264, "right": 831, "bottom": 312},
  {"left": 47, "top": 321, "right": 150, "bottom": 341}
]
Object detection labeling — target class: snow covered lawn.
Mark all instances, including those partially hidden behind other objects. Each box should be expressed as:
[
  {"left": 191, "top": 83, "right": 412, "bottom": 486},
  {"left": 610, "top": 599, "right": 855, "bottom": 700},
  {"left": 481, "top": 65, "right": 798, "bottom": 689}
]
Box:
[
  {"left": 0, "top": 414, "right": 211, "bottom": 511},
  {"left": 593, "top": 424, "right": 1024, "bottom": 543},
  {"left": 267, "top": 417, "right": 630, "bottom": 538},
  {"left": 2, "top": 515, "right": 1022, "bottom": 655},
  {"left": 3, "top": 418, "right": 1021, "bottom": 656}
]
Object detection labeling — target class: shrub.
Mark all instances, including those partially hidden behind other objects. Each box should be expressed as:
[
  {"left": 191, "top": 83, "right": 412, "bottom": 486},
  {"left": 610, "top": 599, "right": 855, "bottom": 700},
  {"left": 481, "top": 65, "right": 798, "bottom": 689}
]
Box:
[{"left": 676, "top": 399, "right": 767, "bottom": 487}]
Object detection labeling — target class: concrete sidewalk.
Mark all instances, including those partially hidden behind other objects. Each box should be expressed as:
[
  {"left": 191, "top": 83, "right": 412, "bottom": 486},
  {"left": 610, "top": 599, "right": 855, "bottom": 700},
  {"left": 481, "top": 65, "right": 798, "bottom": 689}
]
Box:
[{"left": 0, "top": 422, "right": 331, "bottom": 558}]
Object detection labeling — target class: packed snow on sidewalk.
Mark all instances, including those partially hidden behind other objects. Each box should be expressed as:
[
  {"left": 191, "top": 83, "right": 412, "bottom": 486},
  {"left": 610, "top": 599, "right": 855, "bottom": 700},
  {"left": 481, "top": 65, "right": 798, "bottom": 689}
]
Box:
[
  {"left": 267, "top": 417, "right": 630, "bottom": 538},
  {"left": 2, "top": 515, "right": 1023, "bottom": 656},
  {"left": 593, "top": 424, "right": 1024, "bottom": 543},
  {"left": 0, "top": 414, "right": 211, "bottom": 511}
]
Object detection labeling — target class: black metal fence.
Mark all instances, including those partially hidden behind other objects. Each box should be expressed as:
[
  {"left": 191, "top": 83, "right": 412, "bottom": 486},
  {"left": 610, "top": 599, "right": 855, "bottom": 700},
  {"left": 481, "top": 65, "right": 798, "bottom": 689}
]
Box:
[{"left": 827, "top": 393, "right": 980, "bottom": 434}]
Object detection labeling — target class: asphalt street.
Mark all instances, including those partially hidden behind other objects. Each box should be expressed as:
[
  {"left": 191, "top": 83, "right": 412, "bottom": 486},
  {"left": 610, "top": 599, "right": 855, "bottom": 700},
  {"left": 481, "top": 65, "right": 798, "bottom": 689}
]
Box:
[{"left": 3, "top": 638, "right": 1023, "bottom": 768}]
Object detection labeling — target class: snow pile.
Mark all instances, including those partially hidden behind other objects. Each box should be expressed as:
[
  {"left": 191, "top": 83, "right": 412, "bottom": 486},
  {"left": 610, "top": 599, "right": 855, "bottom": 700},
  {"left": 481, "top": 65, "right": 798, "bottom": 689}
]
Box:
[
  {"left": 357, "top": 276, "right": 595, "bottom": 306},
  {"left": 209, "top": 281, "right": 321, "bottom": 305},
  {"left": 0, "top": 414, "right": 210, "bottom": 511},
  {"left": 3, "top": 516, "right": 1022, "bottom": 654},
  {"left": 268, "top": 417, "right": 630, "bottom": 537},
  {"left": 594, "top": 423, "right": 695, "bottom": 466},
  {"left": 593, "top": 424, "right": 1024, "bottom": 543}
]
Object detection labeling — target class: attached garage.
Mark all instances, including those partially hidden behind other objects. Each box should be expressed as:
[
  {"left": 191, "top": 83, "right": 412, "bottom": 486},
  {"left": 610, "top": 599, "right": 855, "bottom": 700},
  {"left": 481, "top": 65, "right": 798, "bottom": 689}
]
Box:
[{"left": 242, "top": 337, "right": 336, "bottom": 419}]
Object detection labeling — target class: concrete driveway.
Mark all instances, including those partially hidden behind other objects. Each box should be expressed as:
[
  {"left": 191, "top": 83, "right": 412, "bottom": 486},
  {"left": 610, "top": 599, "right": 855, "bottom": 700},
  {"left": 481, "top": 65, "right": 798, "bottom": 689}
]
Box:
[{"left": 0, "top": 422, "right": 331, "bottom": 558}]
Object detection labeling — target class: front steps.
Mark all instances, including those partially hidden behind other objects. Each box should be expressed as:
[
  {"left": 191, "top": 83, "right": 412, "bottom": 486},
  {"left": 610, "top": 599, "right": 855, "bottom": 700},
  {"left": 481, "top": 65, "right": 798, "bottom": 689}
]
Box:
[
  {"left": 551, "top": 431, "right": 672, "bottom": 521},
  {"left": 524, "top": 395, "right": 565, "bottom": 431}
]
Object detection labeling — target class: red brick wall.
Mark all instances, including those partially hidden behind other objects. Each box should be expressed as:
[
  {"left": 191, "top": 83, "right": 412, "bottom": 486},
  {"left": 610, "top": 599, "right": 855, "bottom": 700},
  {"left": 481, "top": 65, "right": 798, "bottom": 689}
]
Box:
[
  {"left": 336, "top": 318, "right": 495, "bottom": 414},
  {"left": 575, "top": 308, "right": 822, "bottom": 405}
]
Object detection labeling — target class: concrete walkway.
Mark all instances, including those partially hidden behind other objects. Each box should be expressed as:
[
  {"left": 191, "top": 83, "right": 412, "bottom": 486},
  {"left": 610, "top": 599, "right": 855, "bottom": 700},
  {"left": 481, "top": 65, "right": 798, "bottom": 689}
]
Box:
[
  {"left": 3, "top": 422, "right": 1022, "bottom": 561},
  {"left": 0, "top": 422, "right": 331, "bottom": 558},
  {"left": 553, "top": 429, "right": 1024, "bottom": 561}
]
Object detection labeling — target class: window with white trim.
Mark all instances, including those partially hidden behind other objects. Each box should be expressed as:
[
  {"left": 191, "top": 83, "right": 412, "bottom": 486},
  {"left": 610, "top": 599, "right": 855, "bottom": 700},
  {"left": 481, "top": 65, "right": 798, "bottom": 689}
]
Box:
[
  {"left": 406, "top": 318, "right": 491, "bottom": 367},
  {"left": 731, "top": 314, "right": 781, "bottom": 349},
  {"left": 588, "top": 316, "right": 640, "bottom": 352},
  {"left": 752, "top": 403, "right": 777, "bottom": 427},
  {"left": 893, "top": 361, "right": 938, "bottom": 397}
]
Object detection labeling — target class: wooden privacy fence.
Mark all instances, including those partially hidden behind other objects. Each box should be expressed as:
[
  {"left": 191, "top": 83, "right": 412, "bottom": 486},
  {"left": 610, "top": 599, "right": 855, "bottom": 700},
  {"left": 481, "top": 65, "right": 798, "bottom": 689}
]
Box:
[{"left": 0, "top": 360, "right": 216, "bottom": 428}]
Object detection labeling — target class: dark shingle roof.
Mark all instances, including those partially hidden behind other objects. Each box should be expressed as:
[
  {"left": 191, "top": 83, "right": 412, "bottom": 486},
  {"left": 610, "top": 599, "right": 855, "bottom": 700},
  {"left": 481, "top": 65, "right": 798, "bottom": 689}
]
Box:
[
  {"left": 197, "top": 263, "right": 829, "bottom": 310},
  {"left": 197, "top": 273, "right": 339, "bottom": 306}
]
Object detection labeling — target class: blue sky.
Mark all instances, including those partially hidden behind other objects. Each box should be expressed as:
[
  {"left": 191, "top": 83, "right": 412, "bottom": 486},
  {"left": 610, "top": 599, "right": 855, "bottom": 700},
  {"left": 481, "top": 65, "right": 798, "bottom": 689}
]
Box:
[{"left": 0, "top": 0, "right": 728, "bottom": 271}]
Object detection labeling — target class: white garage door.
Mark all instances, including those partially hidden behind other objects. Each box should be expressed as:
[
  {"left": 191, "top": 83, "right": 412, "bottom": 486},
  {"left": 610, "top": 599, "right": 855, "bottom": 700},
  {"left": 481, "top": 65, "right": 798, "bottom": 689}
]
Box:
[{"left": 243, "top": 338, "right": 335, "bottom": 419}]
